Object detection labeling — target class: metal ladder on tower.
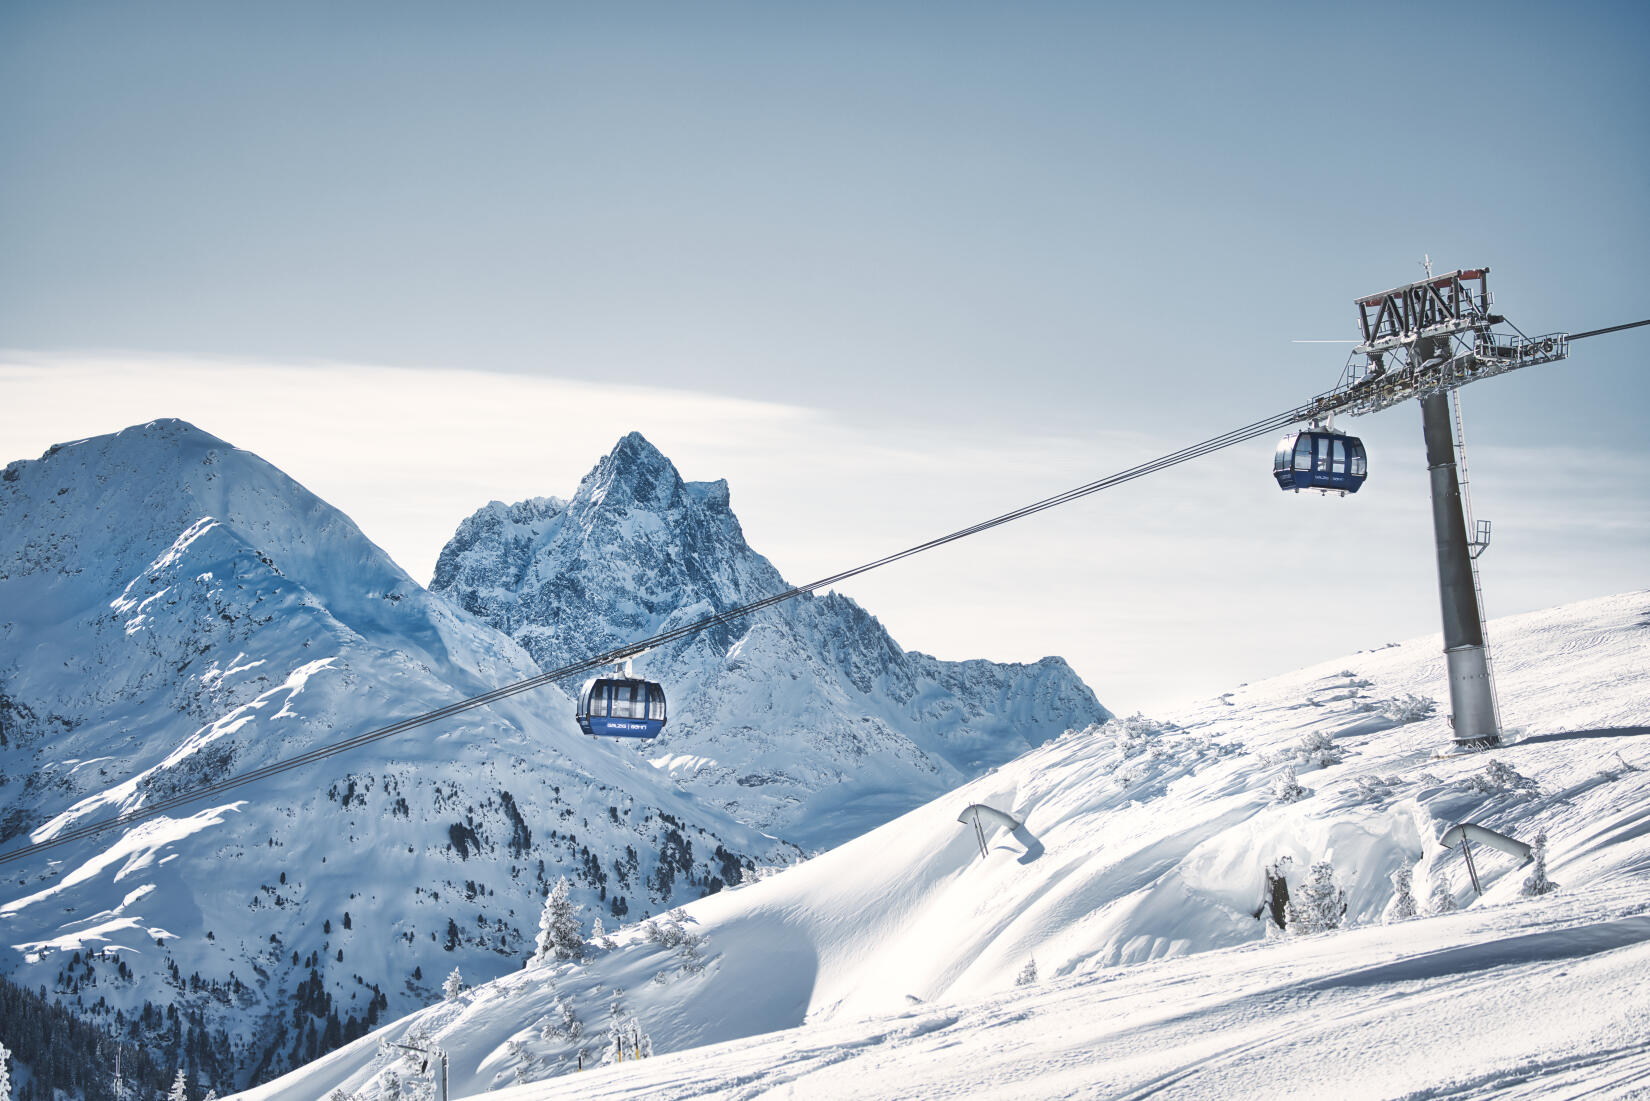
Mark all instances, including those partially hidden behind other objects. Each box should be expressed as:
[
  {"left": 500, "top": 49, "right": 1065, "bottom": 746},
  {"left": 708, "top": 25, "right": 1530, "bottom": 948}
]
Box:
[{"left": 1451, "top": 388, "right": 1503, "bottom": 733}]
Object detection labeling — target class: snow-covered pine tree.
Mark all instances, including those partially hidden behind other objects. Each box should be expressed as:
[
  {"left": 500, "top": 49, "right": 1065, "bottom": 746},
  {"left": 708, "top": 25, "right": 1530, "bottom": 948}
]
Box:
[
  {"left": 0, "top": 1040, "right": 11, "bottom": 1101},
  {"left": 380, "top": 1070, "right": 402, "bottom": 1100},
  {"left": 443, "top": 966, "right": 466, "bottom": 999},
  {"left": 1286, "top": 859, "right": 1346, "bottom": 935},
  {"left": 1016, "top": 957, "right": 1038, "bottom": 986},
  {"left": 1521, "top": 832, "right": 1556, "bottom": 896},
  {"left": 1384, "top": 865, "right": 1418, "bottom": 923},
  {"left": 535, "top": 876, "right": 585, "bottom": 962},
  {"left": 1426, "top": 880, "right": 1458, "bottom": 915},
  {"left": 168, "top": 1067, "right": 189, "bottom": 1101},
  {"left": 592, "top": 914, "right": 605, "bottom": 940}
]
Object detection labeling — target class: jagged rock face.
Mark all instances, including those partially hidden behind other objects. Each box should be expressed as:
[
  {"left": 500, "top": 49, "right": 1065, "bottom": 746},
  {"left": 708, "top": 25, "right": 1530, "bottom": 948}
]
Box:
[
  {"left": 0, "top": 421, "right": 784, "bottom": 1092},
  {"left": 431, "top": 432, "right": 1111, "bottom": 849}
]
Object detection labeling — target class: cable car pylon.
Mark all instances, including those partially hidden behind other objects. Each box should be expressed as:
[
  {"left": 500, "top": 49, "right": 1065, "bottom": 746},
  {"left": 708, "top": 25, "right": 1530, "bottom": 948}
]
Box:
[{"left": 1283, "top": 265, "right": 1642, "bottom": 749}]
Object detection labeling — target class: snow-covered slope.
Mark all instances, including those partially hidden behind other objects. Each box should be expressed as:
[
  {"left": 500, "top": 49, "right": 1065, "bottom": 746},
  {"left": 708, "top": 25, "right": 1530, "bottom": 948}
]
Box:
[
  {"left": 0, "top": 421, "right": 789, "bottom": 1091},
  {"left": 430, "top": 433, "right": 1109, "bottom": 849},
  {"left": 245, "top": 590, "right": 1650, "bottom": 1098}
]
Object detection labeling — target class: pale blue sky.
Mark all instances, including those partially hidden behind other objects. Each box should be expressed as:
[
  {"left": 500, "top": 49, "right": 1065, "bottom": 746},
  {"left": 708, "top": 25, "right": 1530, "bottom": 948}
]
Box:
[{"left": 3, "top": 1, "right": 1646, "bottom": 710}]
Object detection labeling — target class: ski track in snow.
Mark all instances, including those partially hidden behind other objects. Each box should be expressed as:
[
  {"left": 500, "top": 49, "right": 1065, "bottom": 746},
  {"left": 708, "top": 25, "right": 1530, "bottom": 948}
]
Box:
[{"left": 242, "top": 589, "right": 1650, "bottom": 1100}]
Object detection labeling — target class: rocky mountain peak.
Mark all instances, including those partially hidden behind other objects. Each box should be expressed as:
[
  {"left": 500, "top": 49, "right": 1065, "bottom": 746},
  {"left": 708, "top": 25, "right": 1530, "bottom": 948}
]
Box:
[
  {"left": 431, "top": 436, "right": 1110, "bottom": 849},
  {"left": 577, "top": 430, "right": 686, "bottom": 513}
]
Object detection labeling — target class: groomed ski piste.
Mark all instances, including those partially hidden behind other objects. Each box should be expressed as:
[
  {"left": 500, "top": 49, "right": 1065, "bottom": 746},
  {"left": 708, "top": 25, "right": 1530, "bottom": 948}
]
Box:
[{"left": 242, "top": 591, "right": 1650, "bottom": 1100}]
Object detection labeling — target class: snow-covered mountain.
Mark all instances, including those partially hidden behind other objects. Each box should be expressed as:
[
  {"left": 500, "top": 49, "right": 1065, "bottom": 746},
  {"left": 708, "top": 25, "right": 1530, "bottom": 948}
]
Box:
[
  {"left": 430, "top": 432, "right": 1110, "bottom": 849},
  {"left": 245, "top": 591, "right": 1650, "bottom": 1099},
  {"left": 0, "top": 421, "right": 791, "bottom": 1092}
]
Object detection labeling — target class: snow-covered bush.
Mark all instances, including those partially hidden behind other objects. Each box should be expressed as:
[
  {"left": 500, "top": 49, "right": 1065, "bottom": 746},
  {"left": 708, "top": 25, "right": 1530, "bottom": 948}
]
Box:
[
  {"left": 1016, "top": 957, "right": 1038, "bottom": 986},
  {"left": 642, "top": 916, "right": 687, "bottom": 948},
  {"left": 540, "top": 993, "right": 584, "bottom": 1044},
  {"left": 1271, "top": 766, "right": 1309, "bottom": 804},
  {"left": 1521, "top": 832, "right": 1556, "bottom": 897},
  {"left": 1096, "top": 713, "right": 1237, "bottom": 798},
  {"left": 1105, "top": 713, "right": 1165, "bottom": 758},
  {"left": 591, "top": 914, "right": 616, "bottom": 950},
  {"left": 535, "top": 876, "right": 585, "bottom": 962},
  {"left": 504, "top": 1038, "right": 542, "bottom": 1084},
  {"left": 1426, "top": 881, "right": 1457, "bottom": 915},
  {"left": 1286, "top": 860, "right": 1346, "bottom": 935},
  {"left": 1350, "top": 774, "right": 1399, "bottom": 802},
  {"left": 1379, "top": 693, "right": 1436, "bottom": 724},
  {"left": 1462, "top": 759, "right": 1538, "bottom": 796},
  {"left": 1295, "top": 731, "right": 1345, "bottom": 768},
  {"left": 643, "top": 911, "right": 707, "bottom": 976},
  {"left": 1384, "top": 866, "right": 1417, "bottom": 923}
]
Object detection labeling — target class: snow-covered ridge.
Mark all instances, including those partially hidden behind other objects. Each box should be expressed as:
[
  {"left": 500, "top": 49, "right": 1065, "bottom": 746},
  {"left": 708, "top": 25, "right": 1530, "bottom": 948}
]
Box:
[
  {"left": 430, "top": 432, "right": 1111, "bottom": 850},
  {"left": 243, "top": 590, "right": 1650, "bottom": 1098}
]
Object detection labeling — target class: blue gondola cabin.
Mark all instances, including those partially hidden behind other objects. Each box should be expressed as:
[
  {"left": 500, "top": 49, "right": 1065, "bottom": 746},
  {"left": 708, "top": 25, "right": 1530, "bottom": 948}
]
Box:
[
  {"left": 577, "top": 677, "right": 668, "bottom": 738},
  {"left": 1273, "top": 429, "right": 1367, "bottom": 494}
]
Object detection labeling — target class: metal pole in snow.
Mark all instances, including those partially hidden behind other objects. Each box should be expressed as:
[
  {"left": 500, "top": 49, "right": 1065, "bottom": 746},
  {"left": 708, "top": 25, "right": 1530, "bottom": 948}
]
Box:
[
  {"left": 1422, "top": 391, "right": 1501, "bottom": 746},
  {"left": 1461, "top": 840, "right": 1482, "bottom": 896}
]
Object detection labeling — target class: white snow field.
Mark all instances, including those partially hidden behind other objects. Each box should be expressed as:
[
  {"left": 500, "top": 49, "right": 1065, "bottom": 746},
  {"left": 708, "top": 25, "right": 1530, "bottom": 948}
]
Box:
[{"left": 243, "top": 591, "right": 1650, "bottom": 1100}]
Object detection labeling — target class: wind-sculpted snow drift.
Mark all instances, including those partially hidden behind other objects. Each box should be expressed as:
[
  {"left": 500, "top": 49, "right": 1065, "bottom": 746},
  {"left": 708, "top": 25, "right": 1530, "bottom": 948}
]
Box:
[
  {"left": 0, "top": 421, "right": 793, "bottom": 1090},
  {"left": 245, "top": 592, "right": 1650, "bottom": 1099},
  {"left": 430, "top": 432, "right": 1110, "bottom": 850}
]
